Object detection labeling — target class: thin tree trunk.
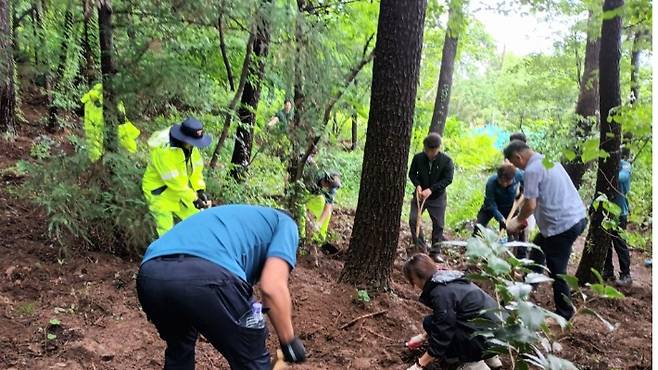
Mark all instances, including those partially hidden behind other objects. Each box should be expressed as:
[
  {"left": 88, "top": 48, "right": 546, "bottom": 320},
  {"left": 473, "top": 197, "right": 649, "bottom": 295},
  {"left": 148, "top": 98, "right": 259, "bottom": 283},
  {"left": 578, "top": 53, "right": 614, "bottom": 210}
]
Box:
[
  {"left": 229, "top": 7, "right": 270, "bottom": 181},
  {"left": 98, "top": 0, "right": 117, "bottom": 153},
  {"left": 218, "top": 11, "right": 235, "bottom": 92},
  {"left": 0, "top": 0, "right": 16, "bottom": 134},
  {"left": 350, "top": 111, "right": 357, "bottom": 150},
  {"left": 575, "top": 0, "right": 624, "bottom": 285},
  {"left": 209, "top": 29, "right": 256, "bottom": 169},
  {"left": 47, "top": 2, "right": 74, "bottom": 132},
  {"left": 428, "top": 0, "right": 463, "bottom": 135},
  {"left": 629, "top": 29, "right": 645, "bottom": 104},
  {"left": 563, "top": 9, "right": 601, "bottom": 189},
  {"left": 340, "top": 0, "right": 427, "bottom": 290},
  {"left": 81, "top": 0, "right": 95, "bottom": 85}
]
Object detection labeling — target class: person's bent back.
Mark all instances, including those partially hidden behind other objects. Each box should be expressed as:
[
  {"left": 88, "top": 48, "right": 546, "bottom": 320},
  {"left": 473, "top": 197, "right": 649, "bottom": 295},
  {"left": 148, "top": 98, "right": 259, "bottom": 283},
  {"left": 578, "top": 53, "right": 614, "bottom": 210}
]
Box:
[{"left": 137, "top": 205, "right": 306, "bottom": 370}]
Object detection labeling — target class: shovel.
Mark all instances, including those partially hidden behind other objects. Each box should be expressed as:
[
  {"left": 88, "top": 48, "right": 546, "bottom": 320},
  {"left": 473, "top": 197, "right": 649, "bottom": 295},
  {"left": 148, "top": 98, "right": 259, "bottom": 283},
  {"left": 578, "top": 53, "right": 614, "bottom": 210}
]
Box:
[{"left": 272, "top": 349, "right": 288, "bottom": 370}]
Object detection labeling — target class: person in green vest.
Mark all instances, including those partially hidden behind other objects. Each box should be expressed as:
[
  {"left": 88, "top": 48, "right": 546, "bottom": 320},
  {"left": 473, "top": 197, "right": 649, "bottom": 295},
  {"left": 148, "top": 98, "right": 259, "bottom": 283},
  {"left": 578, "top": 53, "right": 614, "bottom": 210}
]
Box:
[
  {"left": 80, "top": 84, "right": 141, "bottom": 160},
  {"left": 142, "top": 117, "right": 212, "bottom": 236},
  {"left": 305, "top": 170, "right": 341, "bottom": 243}
]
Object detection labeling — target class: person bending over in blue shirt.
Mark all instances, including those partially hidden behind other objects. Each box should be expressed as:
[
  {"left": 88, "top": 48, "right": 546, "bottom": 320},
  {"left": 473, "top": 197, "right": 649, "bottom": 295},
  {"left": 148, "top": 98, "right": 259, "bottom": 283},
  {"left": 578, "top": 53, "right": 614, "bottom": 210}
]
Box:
[
  {"left": 137, "top": 205, "right": 306, "bottom": 370},
  {"left": 474, "top": 163, "right": 523, "bottom": 235}
]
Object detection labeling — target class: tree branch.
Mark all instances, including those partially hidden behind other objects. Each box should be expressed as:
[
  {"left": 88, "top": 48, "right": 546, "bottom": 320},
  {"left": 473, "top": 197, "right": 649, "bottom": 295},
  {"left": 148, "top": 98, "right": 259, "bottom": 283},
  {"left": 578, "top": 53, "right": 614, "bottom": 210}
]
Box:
[
  {"left": 217, "top": 11, "right": 235, "bottom": 91},
  {"left": 209, "top": 27, "right": 256, "bottom": 169}
]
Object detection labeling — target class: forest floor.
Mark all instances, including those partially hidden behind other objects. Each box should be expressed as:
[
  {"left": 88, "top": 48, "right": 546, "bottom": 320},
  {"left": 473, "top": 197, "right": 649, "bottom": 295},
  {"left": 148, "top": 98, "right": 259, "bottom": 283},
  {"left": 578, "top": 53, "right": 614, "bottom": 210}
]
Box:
[{"left": 0, "top": 123, "right": 652, "bottom": 370}]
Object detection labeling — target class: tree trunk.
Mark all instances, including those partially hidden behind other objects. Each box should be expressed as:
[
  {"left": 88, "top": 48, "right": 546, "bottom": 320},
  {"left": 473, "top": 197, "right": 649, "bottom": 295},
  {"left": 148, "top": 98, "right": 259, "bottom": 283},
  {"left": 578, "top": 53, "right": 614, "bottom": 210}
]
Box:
[
  {"left": 629, "top": 29, "right": 645, "bottom": 104},
  {"left": 575, "top": 0, "right": 623, "bottom": 285},
  {"left": 428, "top": 0, "right": 463, "bottom": 135},
  {"left": 0, "top": 0, "right": 16, "bottom": 134},
  {"left": 340, "top": 0, "right": 427, "bottom": 290},
  {"left": 229, "top": 8, "right": 270, "bottom": 181},
  {"left": 563, "top": 9, "right": 601, "bottom": 189},
  {"left": 47, "top": 3, "right": 74, "bottom": 132},
  {"left": 98, "top": 0, "right": 118, "bottom": 153},
  {"left": 350, "top": 111, "right": 357, "bottom": 150},
  {"left": 209, "top": 29, "right": 256, "bottom": 169},
  {"left": 81, "top": 0, "right": 96, "bottom": 85}
]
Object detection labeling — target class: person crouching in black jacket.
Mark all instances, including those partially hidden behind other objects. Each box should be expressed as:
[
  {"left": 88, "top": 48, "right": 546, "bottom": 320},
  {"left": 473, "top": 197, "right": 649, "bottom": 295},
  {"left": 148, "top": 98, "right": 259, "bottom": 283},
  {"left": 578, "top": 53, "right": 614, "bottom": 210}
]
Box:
[{"left": 403, "top": 254, "right": 502, "bottom": 370}]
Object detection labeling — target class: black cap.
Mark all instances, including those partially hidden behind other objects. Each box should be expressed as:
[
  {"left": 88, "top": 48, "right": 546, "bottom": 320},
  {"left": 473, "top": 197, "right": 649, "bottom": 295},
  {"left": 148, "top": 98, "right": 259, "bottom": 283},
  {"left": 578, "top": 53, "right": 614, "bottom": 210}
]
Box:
[{"left": 170, "top": 117, "right": 212, "bottom": 148}]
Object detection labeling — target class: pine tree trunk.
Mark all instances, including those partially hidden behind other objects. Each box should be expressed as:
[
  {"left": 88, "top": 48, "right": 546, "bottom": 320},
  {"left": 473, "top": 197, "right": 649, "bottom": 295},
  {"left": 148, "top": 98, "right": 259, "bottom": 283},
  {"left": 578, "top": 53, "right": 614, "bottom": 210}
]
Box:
[
  {"left": 0, "top": 0, "right": 16, "bottom": 134},
  {"left": 575, "top": 0, "right": 623, "bottom": 285},
  {"left": 47, "top": 4, "right": 74, "bottom": 132},
  {"left": 563, "top": 9, "right": 601, "bottom": 189},
  {"left": 340, "top": 0, "right": 427, "bottom": 290},
  {"left": 98, "top": 0, "right": 117, "bottom": 153},
  {"left": 428, "top": 2, "right": 461, "bottom": 135},
  {"left": 230, "top": 9, "right": 270, "bottom": 181},
  {"left": 81, "top": 0, "right": 96, "bottom": 86},
  {"left": 350, "top": 111, "right": 357, "bottom": 150}
]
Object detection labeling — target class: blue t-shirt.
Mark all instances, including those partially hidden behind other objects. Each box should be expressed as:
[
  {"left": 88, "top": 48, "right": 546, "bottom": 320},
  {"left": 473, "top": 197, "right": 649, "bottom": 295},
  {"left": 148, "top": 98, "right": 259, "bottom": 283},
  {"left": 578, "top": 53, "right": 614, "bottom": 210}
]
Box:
[
  {"left": 141, "top": 205, "right": 299, "bottom": 285},
  {"left": 614, "top": 160, "right": 632, "bottom": 217}
]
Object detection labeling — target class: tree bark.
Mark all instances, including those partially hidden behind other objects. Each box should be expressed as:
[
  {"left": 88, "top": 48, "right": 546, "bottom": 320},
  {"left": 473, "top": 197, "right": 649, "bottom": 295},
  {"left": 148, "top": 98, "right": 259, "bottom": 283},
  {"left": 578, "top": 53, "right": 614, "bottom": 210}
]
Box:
[
  {"left": 218, "top": 12, "right": 235, "bottom": 92},
  {"left": 47, "top": 3, "right": 74, "bottom": 132},
  {"left": 629, "top": 29, "right": 645, "bottom": 104},
  {"left": 575, "top": 0, "right": 624, "bottom": 285},
  {"left": 99, "top": 0, "right": 118, "bottom": 153},
  {"left": 0, "top": 0, "right": 16, "bottom": 134},
  {"left": 229, "top": 8, "right": 270, "bottom": 181},
  {"left": 350, "top": 111, "right": 357, "bottom": 150},
  {"left": 340, "top": 0, "right": 427, "bottom": 290},
  {"left": 209, "top": 29, "right": 256, "bottom": 169},
  {"left": 81, "top": 0, "right": 96, "bottom": 86},
  {"left": 428, "top": 0, "right": 462, "bottom": 135},
  {"left": 563, "top": 9, "right": 601, "bottom": 189}
]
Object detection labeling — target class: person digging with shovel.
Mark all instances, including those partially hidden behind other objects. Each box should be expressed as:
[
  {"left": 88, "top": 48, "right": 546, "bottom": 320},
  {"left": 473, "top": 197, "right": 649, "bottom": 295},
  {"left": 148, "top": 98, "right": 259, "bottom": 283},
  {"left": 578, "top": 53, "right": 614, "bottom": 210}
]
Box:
[
  {"left": 408, "top": 133, "right": 454, "bottom": 259},
  {"left": 137, "top": 204, "right": 306, "bottom": 370},
  {"left": 403, "top": 254, "right": 503, "bottom": 370}
]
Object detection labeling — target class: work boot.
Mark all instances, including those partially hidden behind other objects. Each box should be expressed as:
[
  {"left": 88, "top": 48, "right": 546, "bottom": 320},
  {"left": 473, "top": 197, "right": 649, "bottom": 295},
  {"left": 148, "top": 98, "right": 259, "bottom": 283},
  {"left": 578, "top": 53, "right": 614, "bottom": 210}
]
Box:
[
  {"left": 602, "top": 271, "right": 615, "bottom": 282},
  {"left": 456, "top": 360, "right": 489, "bottom": 370},
  {"left": 484, "top": 355, "right": 503, "bottom": 369},
  {"left": 615, "top": 274, "right": 633, "bottom": 287},
  {"left": 429, "top": 242, "right": 444, "bottom": 263}
]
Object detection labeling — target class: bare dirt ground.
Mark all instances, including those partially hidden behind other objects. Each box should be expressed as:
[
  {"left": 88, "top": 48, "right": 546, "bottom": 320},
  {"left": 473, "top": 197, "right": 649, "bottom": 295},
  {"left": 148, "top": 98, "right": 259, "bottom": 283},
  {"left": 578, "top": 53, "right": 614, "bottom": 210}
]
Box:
[{"left": 0, "top": 124, "right": 651, "bottom": 370}]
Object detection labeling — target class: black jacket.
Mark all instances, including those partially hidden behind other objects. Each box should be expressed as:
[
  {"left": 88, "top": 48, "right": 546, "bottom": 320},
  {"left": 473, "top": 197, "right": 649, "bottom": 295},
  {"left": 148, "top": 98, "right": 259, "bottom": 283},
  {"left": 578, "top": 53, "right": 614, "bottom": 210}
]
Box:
[
  {"left": 408, "top": 152, "right": 454, "bottom": 200},
  {"left": 419, "top": 270, "right": 500, "bottom": 359}
]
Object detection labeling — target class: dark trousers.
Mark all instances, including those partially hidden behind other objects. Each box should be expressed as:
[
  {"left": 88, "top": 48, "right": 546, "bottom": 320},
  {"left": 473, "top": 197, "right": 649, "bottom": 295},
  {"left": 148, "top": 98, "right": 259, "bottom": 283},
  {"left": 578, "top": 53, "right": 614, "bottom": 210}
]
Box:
[
  {"left": 530, "top": 218, "right": 587, "bottom": 320},
  {"left": 136, "top": 255, "right": 270, "bottom": 370},
  {"left": 422, "top": 316, "right": 487, "bottom": 363},
  {"left": 473, "top": 207, "right": 528, "bottom": 258},
  {"left": 410, "top": 192, "right": 447, "bottom": 251},
  {"left": 604, "top": 215, "right": 631, "bottom": 277}
]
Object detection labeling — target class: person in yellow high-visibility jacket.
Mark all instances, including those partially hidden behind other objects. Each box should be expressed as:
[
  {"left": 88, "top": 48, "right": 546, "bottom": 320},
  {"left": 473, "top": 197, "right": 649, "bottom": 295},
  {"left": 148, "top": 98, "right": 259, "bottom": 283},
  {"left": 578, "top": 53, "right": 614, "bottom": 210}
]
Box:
[
  {"left": 142, "top": 117, "right": 212, "bottom": 236},
  {"left": 81, "top": 84, "right": 141, "bottom": 159},
  {"left": 81, "top": 83, "right": 104, "bottom": 162},
  {"left": 305, "top": 171, "right": 341, "bottom": 243}
]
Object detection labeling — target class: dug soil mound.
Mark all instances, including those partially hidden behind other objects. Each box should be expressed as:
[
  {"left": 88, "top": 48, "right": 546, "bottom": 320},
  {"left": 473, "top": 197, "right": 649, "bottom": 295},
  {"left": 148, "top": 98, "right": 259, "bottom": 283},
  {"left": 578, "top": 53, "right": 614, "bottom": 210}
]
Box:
[{"left": 0, "top": 128, "right": 652, "bottom": 369}]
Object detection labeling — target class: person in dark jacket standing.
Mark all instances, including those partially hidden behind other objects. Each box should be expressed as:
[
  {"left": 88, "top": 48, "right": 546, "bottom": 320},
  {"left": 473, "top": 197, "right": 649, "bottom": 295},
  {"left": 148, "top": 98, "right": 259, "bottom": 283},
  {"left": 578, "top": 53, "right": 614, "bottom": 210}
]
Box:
[
  {"left": 137, "top": 205, "right": 306, "bottom": 370},
  {"left": 403, "top": 254, "right": 502, "bottom": 370},
  {"left": 408, "top": 133, "right": 454, "bottom": 254}
]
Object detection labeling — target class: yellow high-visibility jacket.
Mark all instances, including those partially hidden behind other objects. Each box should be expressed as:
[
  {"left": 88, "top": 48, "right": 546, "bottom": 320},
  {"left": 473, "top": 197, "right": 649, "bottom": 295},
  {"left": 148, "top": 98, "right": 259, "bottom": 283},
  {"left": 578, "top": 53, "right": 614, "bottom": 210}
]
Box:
[
  {"left": 142, "top": 140, "right": 206, "bottom": 212},
  {"left": 117, "top": 101, "right": 140, "bottom": 153},
  {"left": 81, "top": 83, "right": 104, "bottom": 162}
]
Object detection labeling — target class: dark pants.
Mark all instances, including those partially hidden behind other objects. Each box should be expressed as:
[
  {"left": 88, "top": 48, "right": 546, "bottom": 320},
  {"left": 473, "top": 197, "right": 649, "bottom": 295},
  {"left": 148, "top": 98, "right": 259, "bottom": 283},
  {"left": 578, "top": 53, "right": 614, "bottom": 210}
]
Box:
[
  {"left": 604, "top": 215, "right": 631, "bottom": 277},
  {"left": 530, "top": 218, "right": 587, "bottom": 320},
  {"left": 422, "top": 316, "right": 487, "bottom": 363},
  {"left": 136, "top": 255, "right": 270, "bottom": 370},
  {"left": 410, "top": 192, "right": 447, "bottom": 252},
  {"left": 473, "top": 207, "right": 528, "bottom": 258}
]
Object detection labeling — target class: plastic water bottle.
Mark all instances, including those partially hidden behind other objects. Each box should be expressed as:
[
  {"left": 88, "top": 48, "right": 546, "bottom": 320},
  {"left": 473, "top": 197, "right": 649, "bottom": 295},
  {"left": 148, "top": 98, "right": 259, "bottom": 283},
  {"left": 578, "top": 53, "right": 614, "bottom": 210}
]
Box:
[{"left": 242, "top": 302, "right": 266, "bottom": 329}]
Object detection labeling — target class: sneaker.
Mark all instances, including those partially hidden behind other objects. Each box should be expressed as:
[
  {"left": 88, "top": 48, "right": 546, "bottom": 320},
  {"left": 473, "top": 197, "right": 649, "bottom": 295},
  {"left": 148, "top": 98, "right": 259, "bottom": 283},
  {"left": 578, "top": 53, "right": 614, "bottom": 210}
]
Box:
[
  {"left": 602, "top": 272, "right": 615, "bottom": 282},
  {"left": 484, "top": 355, "right": 503, "bottom": 369},
  {"left": 457, "top": 360, "right": 489, "bottom": 370},
  {"left": 615, "top": 274, "right": 633, "bottom": 287}
]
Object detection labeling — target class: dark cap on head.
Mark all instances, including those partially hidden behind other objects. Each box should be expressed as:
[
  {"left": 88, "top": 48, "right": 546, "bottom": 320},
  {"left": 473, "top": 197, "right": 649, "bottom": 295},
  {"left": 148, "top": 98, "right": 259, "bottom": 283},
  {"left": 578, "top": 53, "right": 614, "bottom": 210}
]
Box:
[
  {"left": 509, "top": 132, "right": 527, "bottom": 143},
  {"left": 503, "top": 140, "right": 530, "bottom": 159},
  {"left": 424, "top": 133, "right": 442, "bottom": 149}
]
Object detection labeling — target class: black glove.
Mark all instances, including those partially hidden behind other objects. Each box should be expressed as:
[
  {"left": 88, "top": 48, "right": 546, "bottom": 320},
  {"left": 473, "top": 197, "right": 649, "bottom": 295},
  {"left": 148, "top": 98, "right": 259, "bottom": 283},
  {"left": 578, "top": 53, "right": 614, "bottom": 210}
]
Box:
[
  {"left": 193, "top": 190, "right": 209, "bottom": 209},
  {"left": 280, "top": 337, "right": 306, "bottom": 363}
]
